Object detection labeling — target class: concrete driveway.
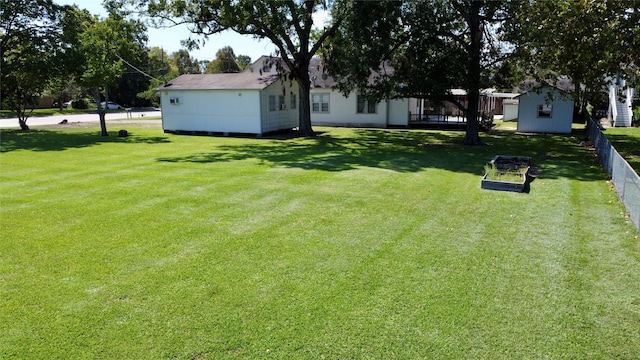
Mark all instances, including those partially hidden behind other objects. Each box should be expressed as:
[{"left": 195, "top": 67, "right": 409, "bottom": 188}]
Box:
[{"left": 0, "top": 109, "right": 162, "bottom": 129}]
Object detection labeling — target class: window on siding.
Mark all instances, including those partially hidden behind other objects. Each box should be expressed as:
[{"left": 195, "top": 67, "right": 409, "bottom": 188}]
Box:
[
  {"left": 312, "top": 93, "right": 329, "bottom": 113},
  {"left": 290, "top": 94, "right": 297, "bottom": 109},
  {"left": 269, "top": 95, "right": 276, "bottom": 111},
  {"left": 169, "top": 97, "right": 180, "bottom": 105},
  {"left": 279, "top": 95, "right": 286, "bottom": 110},
  {"left": 537, "top": 104, "right": 552, "bottom": 118},
  {"left": 357, "top": 95, "right": 377, "bottom": 114}
]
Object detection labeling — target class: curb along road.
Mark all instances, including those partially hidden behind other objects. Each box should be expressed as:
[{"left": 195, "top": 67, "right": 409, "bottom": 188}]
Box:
[{"left": 0, "top": 110, "right": 162, "bottom": 129}]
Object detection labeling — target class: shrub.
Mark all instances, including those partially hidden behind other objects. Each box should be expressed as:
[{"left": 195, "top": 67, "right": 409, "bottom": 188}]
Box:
[{"left": 71, "top": 99, "right": 88, "bottom": 109}]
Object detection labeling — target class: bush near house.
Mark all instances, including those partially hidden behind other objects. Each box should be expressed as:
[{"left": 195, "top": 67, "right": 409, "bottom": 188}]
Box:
[{"left": 71, "top": 98, "right": 89, "bottom": 109}]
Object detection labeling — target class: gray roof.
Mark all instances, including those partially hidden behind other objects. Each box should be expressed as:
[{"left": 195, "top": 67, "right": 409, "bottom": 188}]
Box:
[
  {"left": 157, "top": 72, "right": 282, "bottom": 91},
  {"left": 516, "top": 78, "right": 575, "bottom": 93}
]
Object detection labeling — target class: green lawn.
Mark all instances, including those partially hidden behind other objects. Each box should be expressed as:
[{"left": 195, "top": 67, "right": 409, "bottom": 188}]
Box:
[
  {"left": 603, "top": 126, "right": 640, "bottom": 173},
  {"left": 1, "top": 124, "right": 638, "bottom": 359}
]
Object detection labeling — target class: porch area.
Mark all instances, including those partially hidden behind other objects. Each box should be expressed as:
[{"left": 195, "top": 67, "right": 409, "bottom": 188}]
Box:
[
  {"left": 407, "top": 90, "right": 515, "bottom": 130},
  {"left": 408, "top": 112, "right": 495, "bottom": 130}
]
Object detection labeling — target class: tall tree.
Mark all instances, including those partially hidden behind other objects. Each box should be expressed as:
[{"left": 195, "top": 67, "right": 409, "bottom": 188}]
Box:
[
  {"left": 48, "top": 6, "right": 93, "bottom": 111},
  {"left": 0, "top": 0, "right": 65, "bottom": 130},
  {"left": 77, "top": 13, "right": 147, "bottom": 136},
  {"left": 131, "top": 0, "right": 348, "bottom": 136},
  {"left": 205, "top": 46, "right": 241, "bottom": 73},
  {"left": 510, "top": 0, "right": 640, "bottom": 119},
  {"left": 236, "top": 55, "right": 252, "bottom": 71},
  {"left": 327, "top": 0, "right": 517, "bottom": 145},
  {"left": 171, "top": 49, "right": 201, "bottom": 74}
]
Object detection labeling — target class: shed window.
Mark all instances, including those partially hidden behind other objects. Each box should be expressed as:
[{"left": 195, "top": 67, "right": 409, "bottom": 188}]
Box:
[
  {"left": 169, "top": 97, "right": 180, "bottom": 105},
  {"left": 291, "top": 94, "right": 297, "bottom": 109},
  {"left": 537, "top": 104, "right": 552, "bottom": 118},
  {"left": 312, "top": 93, "right": 329, "bottom": 113},
  {"left": 357, "top": 95, "right": 377, "bottom": 114},
  {"left": 269, "top": 95, "right": 276, "bottom": 111},
  {"left": 279, "top": 95, "right": 286, "bottom": 110}
]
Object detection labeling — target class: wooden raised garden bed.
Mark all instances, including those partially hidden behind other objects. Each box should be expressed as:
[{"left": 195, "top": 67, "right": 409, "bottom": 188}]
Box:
[{"left": 481, "top": 155, "right": 531, "bottom": 193}]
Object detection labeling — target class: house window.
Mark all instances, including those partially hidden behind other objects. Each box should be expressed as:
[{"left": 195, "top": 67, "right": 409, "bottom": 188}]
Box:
[
  {"left": 312, "top": 93, "right": 329, "bottom": 113},
  {"left": 169, "top": 97, "right": 180, "bottom": 105},
  {"left": 269, "top": 95, "right": 276, "bottom": 111},
  {"left": 291, "top": 94, "right": 297, "bottom": 109},
  {"left": 279, "top": 95, "right": 286, "bottom": 110},
  {"left": 357, "top": 95, "right": 377, "bottom": 114},
  {"left": 537, "top": 104, "right": 552, "bottom": 118}
]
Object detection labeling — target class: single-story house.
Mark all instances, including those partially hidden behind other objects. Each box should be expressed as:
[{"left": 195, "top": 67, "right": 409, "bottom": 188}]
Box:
[
  {"left": 306, "top": 61, "right": 409, "bottom": 128},
  {"left": 516, "top": 84, "right": 574, "bottom": 134},
  {"left": 158, "top": 56, "right": 516, "bottom": 134},
  {"left": 157, "top": 67, "right": 299, "bottom": 135}
]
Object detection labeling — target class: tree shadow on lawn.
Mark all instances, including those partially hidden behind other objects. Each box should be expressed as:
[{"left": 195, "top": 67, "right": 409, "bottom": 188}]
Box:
[
  {"left": 0, "top": 129, "right": 170, "bottom": 153},
  {"left": 158, "top": 128, "right": 606, "bottom": 181},
  {"left": 602, "top": 133, "right": 640, "bottom": 173}
]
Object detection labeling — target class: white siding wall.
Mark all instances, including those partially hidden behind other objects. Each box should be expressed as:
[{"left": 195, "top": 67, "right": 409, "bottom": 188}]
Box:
[
  {"left": 161, "top": 89, "right": 262, "bottom": 133},
  {"left": 408, "top": 98, "right": 423, "bottom": 119},
  {"left": 517, "top": 87, "right": 573, "bottom": 134},
  {"left": 310, "top": 89, "right": 389, "bottom": 127},
  {"left": 503, "top": 101, "right": 519, "bottom": 121},
  {"left": 388, "top": 98, "right": 409, "bottom": 126},
  {"left": 260, "top": 81, "right": 299, "bottom": 133}
]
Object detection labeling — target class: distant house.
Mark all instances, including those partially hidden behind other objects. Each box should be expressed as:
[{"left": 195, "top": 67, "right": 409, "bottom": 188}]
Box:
[
  {"left": 608, "top": 76, "right": 635, "bottom": 127},
  {"left": 516, "top": 82, "right": 574, "bottom": 134},
  {"left": 158, "top": 64, "right": 298, "bottom": 135}
]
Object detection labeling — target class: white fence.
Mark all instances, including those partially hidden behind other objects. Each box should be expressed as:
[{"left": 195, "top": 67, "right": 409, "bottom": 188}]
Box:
[{"left": 588, "top": 119, "right": 640, "bottom": 231}]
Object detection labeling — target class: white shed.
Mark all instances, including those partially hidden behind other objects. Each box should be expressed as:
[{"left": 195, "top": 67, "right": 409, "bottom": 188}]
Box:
[
  {"left": 503, "top": 99, "right": 519, "bottom": 121},
  {"left": 158, "top": 72, "right": 299, "bottom": 135},
  {"left": 516, "top": 85, "right": 574, "bottom": 134}
]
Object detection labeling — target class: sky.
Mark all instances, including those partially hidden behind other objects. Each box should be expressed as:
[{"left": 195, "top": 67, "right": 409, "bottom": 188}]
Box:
[{"left": 53, "top": 0, "right": 279, "bottom": 62}]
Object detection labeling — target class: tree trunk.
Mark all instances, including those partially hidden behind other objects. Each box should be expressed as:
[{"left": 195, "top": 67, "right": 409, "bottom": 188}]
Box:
[
  {"left": 92, "top": 88, "right": 108, "bottom": 136},
  {"left": 297, "top": 59, "right": 315, "bottom": 137},
  {"left": 462, "top": 0, "right": 483, "bottom": 146},
  {"left": 18, "top": 118, "right": 29, "bottom": 131},
  {"left": 16, "top": 107, "right": 29, "bottom": 131},
  {"left": 99, "top": 111, "right": 108, "bottom": 136},
  {"left": 464, "top": 91, "right": 482, "bottom": 145}
]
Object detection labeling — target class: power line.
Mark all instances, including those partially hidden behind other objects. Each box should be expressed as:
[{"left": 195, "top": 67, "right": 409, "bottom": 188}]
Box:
[{"left": 116, "top": 54, "right": 161, "bottom": 81}]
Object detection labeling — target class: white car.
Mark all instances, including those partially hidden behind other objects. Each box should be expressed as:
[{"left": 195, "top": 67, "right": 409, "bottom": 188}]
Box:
[{"left": 100, "top": 101, "right": 122, "bottom": 109}]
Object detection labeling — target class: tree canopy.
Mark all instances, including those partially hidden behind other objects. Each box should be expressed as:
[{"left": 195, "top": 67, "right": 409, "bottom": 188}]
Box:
[
  {"left": 0, "top": 0, "right": 68, "bottom": 130},
  {"left": 510, "top": 0, "right": 640, "bottom": 118},
  {"left": 77, "top": 12, "right": 148, "bottom": 135},
  {"left": 205, "top": 46, "right": 242, "bottom": 74},
  {"left": 129, "top": 0, "right": 348, "bottom": 136},
  {"left": 171, "top": 49, "right": 201, "bottom": 74},
  {"left": 326, "top": 0, "right": 519, "bottom": 145}
]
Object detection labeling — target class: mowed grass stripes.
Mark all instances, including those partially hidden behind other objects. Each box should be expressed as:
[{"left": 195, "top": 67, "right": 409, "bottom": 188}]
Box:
[{"left": 1, "top": 124, "right": 638, "bottom": 359}]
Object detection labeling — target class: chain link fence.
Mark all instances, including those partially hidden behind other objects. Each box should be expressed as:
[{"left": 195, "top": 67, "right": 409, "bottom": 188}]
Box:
[{"left": 588, "top": 119, "right": 640, "bottom": 231}]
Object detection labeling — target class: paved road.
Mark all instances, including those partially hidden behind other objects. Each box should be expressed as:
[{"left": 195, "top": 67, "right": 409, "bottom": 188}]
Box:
[{"left": 0, "top": 109, "right": 162, "bottom": 129}]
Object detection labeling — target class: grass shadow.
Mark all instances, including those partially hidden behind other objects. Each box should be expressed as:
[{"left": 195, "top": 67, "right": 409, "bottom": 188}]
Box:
[
  {"left": 158, "top": 128, "right": 607, "bottom": 181},
  {"left": 0, "top": 129, "right": 170, "bottom": 153},
  {"left": 602, "top": 132, "right": 640, "bottom": 173}
]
